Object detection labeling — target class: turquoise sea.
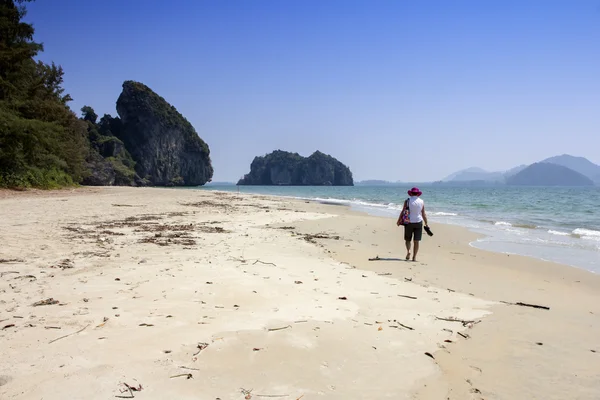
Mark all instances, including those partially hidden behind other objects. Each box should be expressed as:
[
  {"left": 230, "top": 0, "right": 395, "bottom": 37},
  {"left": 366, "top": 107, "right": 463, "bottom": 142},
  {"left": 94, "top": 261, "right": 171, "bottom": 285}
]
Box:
[{"left": 197, "top": 185, "right": 600, "bottom": 274}]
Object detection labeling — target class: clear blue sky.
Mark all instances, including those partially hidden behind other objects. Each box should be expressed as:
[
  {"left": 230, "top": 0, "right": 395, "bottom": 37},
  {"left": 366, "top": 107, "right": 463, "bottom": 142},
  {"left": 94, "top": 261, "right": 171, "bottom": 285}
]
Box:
[{"left": 26, "top": 0, "right": 600, "bottom": 182}]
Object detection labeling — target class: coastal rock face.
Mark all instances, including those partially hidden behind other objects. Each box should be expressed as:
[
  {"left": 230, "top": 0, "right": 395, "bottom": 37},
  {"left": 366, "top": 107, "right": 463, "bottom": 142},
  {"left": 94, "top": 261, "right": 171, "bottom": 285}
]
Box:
[
  {"left": 115, "top": 81, "right": 213, "bottom": 186},
  {"left": 506, "top": 162, "right": 594, "bottom": 186},
  {"left": 238, "top": 150, "right": 353, "bottom": 186}
]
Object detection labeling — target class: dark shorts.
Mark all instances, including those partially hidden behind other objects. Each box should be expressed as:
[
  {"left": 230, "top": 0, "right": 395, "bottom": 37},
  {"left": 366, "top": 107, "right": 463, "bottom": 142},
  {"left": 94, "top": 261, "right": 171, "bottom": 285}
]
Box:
[{"left": 404, "top": 222, "right": 423, "bottom": 242}]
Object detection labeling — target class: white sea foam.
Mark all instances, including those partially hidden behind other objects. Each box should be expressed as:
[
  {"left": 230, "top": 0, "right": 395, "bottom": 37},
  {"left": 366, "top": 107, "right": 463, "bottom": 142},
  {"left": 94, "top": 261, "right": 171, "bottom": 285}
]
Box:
[
  {"left": 431, "top": 212, "right": 458, "bottom": 216},
  {"left": 573, "top": 228, "right": 600, "bottom": 237},
  {"left": 548, "top": 230, "right": 570, "bottom": 236},
  {"left": 494, "top": 221, "right": 512, "bottom": 227}
]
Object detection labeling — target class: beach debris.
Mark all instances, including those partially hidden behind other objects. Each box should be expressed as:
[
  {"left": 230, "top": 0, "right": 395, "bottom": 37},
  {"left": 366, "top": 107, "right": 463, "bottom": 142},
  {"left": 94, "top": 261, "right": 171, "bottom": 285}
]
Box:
[
  {"left": 395, "top": 321, "right": 415, "bottom": 331},
  {"left": 2, "top": 324, "right": 15, "bottom": 330},
  {"left": 397, "top": 294, "right": 417, "bottom": 300},
  {"left": 435, "top": 316, "right": 479, "bottom": 327},
  {"left": 338, "top": 296, "right": 348, "bottom": 300},
  {"left": 424, "top": 352, "right": 435, "bottom": 360},
  {"left": 404, "top": 277, "right": 413, "bottom": 281},
  {"left": 32, "top": 298, "right": 59, "bottom": 307},
  {"left": 44, "top": 326, "right": 61, "bottom": 330},
  {"left": 179, "top": 366, "right": 200, "bottom": 371},
  {"left": 268, "top": 325, "right": 291, "bottom": 332},
  {"left": 298, "top": 232, "right": 340, "bottom": 244},
  {"left": 116, "top": 382, "right": 143, "bottom": 398},
  {"left": 591, "top": 350, "right": 596, "bottom": 353},
  {"left": 253, "top": 259, "right": 277, "bottom": 266},
  {"left": 536, "top": 342, "right": 543, "bottom": 346},
  {"left": 368, "top": 256, "right": 381, "bottom": 261},
  {"left": 294, "top": 280, "right": 303, "bottom": 284},
  {"left": 14, "top": 274, "right": 36, "bottom": 280},
  {"left": 170, "top": 373, "right": 193, "bottom": 379},
  {"left": 378, "top": 326, "right": 383, "bottom": 331},
  {"left": 241, "top": 388, "right": 253, "bottom": 399},
  {"left": 138, "top": 323, "right": 154, "bottom": 327},
  {"left": 515, "top": 302, "right": 550, "bottom": 310},
  {"left": 277, "top": 226, "right": 295, "bottom": 230},
  {"left": 53, "top": 259, "right": 74, "bottom": 269},
  {"left": 193, "top": 342, "right": 209, "bottom": 356},
  {"left": 377, "top": 272, "right": 392, "bottom": 276},
  {"left": 0, "top": 271, "right": 19, "bottom": 277},
  {"left": 96, "top": 317, "right": 109, "bottom": 328},
  {"left": 253, "top": 348, "right": 262, "bottom": 351},
  {"left": 49, "top": 324, "right": 90, "bottom": 344},
  {"left": 457, "top": 332, "right": 470, "bottom": 339},
  {"left": 0, "top": 258, "right": 23, "bottom": 264}
]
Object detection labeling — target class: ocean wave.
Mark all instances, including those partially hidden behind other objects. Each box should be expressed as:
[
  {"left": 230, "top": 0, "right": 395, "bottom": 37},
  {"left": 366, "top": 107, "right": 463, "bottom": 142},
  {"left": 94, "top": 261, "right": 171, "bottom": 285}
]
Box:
[
  {"left": 431, "top": 212, "right": 458, "bottom": 216},
  {"left": 548, "top": 230, "right": 570, "bottom": 236},
  {"left": 494, "top": 221, "right": 512, "bottom": 226},
  {"left": 513, "top": 223, "right": 538, "bottom": 229},
  {"left": 573, "top": 228, "right": 600, "bottom": 237}
]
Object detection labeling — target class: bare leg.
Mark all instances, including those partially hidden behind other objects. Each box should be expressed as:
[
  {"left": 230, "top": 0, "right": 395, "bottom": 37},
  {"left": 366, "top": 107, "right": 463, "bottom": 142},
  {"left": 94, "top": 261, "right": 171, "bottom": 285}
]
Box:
[
  {"left": 412, "top": 241, "right": 420, "bottom": 261},
  {"left": 405, "top": 240, "right": 411, "bottom": 260}
]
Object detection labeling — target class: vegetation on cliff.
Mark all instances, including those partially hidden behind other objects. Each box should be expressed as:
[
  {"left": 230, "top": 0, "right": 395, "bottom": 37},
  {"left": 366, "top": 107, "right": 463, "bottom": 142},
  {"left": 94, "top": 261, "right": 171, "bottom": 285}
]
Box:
[
  {"left": 238, "top": 150, "right": 353, "bottom": 186},
  {"left": 0, "top": 1, "right": 213, "bottom": 188},
  {"left": 0, "top": 0, "right": 87, "bottom": 188}
]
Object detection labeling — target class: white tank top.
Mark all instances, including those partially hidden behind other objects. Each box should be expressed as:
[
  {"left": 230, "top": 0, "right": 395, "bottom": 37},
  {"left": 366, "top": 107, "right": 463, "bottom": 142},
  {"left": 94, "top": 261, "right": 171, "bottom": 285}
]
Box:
[{"left": 407, "top": 196, "right": 424, "bottom": 223}]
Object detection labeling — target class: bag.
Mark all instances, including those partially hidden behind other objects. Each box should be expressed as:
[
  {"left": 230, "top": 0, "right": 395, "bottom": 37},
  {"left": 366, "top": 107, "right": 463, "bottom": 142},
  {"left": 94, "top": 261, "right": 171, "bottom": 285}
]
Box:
[{"left": 400, "top": 198, "right": 410, "bottom": 225}]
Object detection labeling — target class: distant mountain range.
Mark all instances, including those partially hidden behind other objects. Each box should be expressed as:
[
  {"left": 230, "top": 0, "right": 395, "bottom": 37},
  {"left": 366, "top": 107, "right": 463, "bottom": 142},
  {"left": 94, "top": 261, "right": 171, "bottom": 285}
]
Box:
[{"left": 439, "top": 155, "right": 599, "bottom": 186}]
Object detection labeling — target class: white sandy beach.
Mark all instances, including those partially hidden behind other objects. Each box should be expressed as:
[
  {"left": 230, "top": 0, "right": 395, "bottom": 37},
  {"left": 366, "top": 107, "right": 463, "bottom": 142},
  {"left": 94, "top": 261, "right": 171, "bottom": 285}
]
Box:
[{"left": 1, "top": 187, "right": 599, "bottom": 400}]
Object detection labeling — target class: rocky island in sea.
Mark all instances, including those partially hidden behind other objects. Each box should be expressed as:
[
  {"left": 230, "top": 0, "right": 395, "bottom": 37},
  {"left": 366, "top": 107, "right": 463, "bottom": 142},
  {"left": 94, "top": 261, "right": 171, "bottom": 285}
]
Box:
[{"left": 237, "top": 150, "right": 354, "bottom": 186}]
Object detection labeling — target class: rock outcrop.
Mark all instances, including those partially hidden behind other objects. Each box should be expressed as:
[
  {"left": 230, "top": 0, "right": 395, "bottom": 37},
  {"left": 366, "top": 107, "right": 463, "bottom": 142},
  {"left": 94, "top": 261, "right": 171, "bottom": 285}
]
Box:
[
  {"left": 114, "top": 81, "right": 213, "bottom": 186},
  {"left": 506, "top": 162, "right": 594, "bottom": 186},
  {"left": 238, "top": 150, "right": 353, "bottom": 186}
]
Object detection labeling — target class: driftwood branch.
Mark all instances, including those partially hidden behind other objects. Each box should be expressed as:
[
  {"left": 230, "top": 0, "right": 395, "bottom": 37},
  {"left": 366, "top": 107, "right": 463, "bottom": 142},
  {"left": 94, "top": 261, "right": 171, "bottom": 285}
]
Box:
[
  {"left": 435, "top": 316, "right": 479, "bottom": 327},
  {"left": 515, "top": 302, "right": 550, "bottom": 310},
  {"left": 49, "top": 324, "right": 89, "bottom": 344},
  {"left": 253, "top": 260, "right": 277, "bottom": 266},
  {"left": 397, "top": 322, "right": 414, "bottom": 330},
  {"left": 267, "top": 325, "right": 291, "bottom": 332},
  {"left": 398, "top": 294, "right": 417, "bottom": 300},
  {"left": 500, "top": 300, "right": 550, "bottom": 310}
]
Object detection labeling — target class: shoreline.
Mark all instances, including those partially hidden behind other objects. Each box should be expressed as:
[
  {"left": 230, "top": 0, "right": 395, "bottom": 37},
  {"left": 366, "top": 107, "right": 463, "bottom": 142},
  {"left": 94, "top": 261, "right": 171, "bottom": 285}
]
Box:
[
  {"left": 1, "top": 187, "right": 599, "bottom": 399},
  {"left": 199, "top": 186, "right": 600, "bottom": 276}
]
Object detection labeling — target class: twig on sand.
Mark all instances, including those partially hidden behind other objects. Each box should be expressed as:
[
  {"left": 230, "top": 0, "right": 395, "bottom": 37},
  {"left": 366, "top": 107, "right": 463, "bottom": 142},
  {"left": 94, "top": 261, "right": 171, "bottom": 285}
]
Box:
[
  {"left": 49, "top": 324, "right": 90, "bottom": 344},
  {"left": 267, "top": 325, "right": 291, "bottom": 332},
  {"left": 253, "top": 260, "right": 277, "bottom": 266},
  {"left": 377, "top": 272, "right": 392, "bottom": 276},
  {"left": 115, "top": 383, "right": 143, "bottom": 399},
  {"left": 398, "top": 294, "right": 417, "bottom": 300},
  {"left": 170, "top": 373, "right": 193, "bottom": 379},
  {"left": 179, "top": 366, "right": 200, "bottom": 371},
  {"left": 435, "top": 316, "right": 479, "bottom": 327},
  {"left": 396, "top": 322, "right": 415, "bottom": 330},
  {"left": 193, "top": 342, "right": 209, "bottom": 356},
  {"left": 424, "top": 352, "right": 435, "bottom": 360},
  {"left": 506, "top": 301, "right": 550, "bottom": 310},
  {"left": 457, "top": 332, "right": 470, "bottom": 339}
]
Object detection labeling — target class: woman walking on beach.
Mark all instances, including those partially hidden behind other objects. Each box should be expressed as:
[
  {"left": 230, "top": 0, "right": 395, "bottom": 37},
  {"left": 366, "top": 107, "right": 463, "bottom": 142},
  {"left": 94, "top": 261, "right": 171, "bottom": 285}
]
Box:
[{"left": 397, "top": 187, "right": 429, "bottom": 261}]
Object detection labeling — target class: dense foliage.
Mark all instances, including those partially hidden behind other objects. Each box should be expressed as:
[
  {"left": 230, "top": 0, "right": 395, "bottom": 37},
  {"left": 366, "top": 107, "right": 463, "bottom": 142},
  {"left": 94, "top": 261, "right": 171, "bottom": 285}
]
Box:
[
  {"left": 0, "top": 0, "right": 87, "bottom": 188},
  {"left": 238, "top": 150, "right": 353, "bottom": 186}
]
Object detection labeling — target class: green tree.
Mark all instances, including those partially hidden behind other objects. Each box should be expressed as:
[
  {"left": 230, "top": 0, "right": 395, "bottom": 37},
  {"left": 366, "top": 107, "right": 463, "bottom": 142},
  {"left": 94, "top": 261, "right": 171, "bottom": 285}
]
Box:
[
  {"left": 0, "top": 0, "right": 87, "bottom": 188},
  {"left": 81, "top": 106, "right": 98, "bottom": 124}
]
